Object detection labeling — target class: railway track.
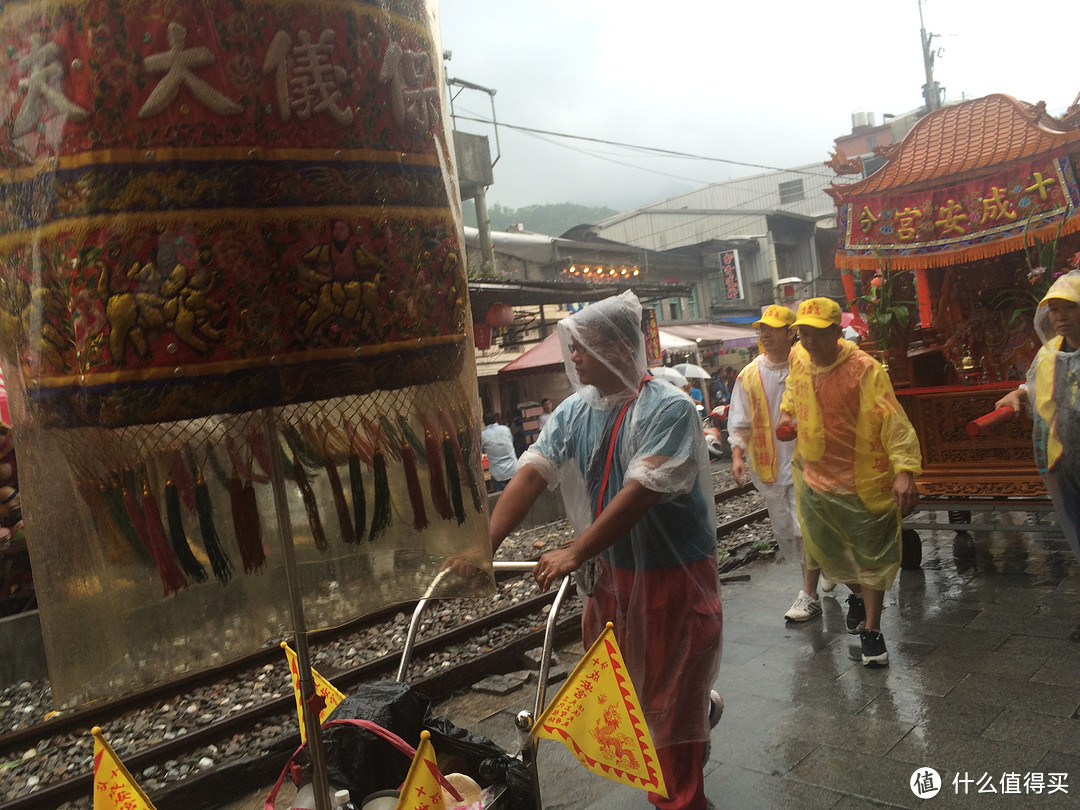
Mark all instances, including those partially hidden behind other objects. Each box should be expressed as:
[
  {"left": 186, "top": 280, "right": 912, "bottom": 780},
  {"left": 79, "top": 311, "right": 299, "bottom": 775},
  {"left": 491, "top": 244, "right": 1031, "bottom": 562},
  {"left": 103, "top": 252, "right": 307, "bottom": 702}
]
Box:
[{"left": 1, "top": 482, "right": 771, "bottom": 810}]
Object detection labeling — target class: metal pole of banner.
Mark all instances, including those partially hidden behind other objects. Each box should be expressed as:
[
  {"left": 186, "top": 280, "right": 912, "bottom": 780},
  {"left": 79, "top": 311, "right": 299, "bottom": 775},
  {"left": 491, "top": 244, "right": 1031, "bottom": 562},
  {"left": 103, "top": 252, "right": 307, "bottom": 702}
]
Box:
[{"left": 262, "top": 407, "right": 332, "bottom": 810}]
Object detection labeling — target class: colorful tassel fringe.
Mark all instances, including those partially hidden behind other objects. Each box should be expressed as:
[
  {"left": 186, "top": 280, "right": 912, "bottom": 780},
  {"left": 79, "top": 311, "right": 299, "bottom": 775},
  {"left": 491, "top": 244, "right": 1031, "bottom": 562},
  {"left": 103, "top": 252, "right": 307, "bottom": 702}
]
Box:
[
  {"left": 401, "top": 443, "right": 429, "bottom": 531},
  {"left": 230, "top": 473, "right": 266, "bottom": 573},
  {"left": 292, "top": 453, "right": 328, "bottom": 552},
  {"left": 368, "top": 451, "right": 392, "bottom": 542},
  {"left": 165, "top": 481, "right": 208, "bottom": 583},
  {"left": 195, "top": 474, "right": 233, "bottom": 584},
  {"left": 100, "top": 481, "right": 151, "bottom": 563},
  {"left": 348, "top": 453, "right": 367, "bottom": 542},
  {"left": 141, "top": 487, "right": 189, "bottom": 596},
  {"left": 423, "top": 428, "right": 454, "bottom": 521},
  {"left": 443, "top": 435, "right": 466, "bottom": 525},
  {"left": 325, "top": 460, "right": 356, "bottom": 545}
]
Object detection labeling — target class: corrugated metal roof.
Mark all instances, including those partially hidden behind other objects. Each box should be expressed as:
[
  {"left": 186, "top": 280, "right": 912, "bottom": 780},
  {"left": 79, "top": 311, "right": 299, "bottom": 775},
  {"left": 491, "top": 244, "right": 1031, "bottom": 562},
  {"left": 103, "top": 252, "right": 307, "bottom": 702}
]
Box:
[{"left": 594, "top": 163, "right": 858, "bottom": 250}]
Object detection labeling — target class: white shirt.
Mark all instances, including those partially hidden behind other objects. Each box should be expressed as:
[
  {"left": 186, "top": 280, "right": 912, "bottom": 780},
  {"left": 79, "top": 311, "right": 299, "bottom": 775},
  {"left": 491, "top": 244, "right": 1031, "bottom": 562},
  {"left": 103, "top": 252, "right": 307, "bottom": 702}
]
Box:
[{"left": 481, "top": 423, "right": 518, "bottom": 482}]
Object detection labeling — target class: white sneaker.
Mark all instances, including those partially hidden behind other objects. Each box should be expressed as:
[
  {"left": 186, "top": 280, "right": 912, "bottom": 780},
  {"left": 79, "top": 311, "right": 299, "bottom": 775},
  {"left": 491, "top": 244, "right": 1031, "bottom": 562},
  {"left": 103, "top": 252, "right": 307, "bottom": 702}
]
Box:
[
  {"left": 784, "top": 590, "right": 822, "bottom": 622},
  {"left": 819, "top": 573, "right": 836, "bottom": 593},
  {"left": 709, "top": 690, "right": 724, "bottom": 728}
]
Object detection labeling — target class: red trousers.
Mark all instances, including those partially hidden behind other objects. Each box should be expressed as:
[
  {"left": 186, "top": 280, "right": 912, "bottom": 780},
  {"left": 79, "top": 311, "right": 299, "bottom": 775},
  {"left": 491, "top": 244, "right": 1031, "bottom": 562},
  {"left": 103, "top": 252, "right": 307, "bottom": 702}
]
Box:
[{"left": 583, "top": 558, "right": 722, "bottom": 810}]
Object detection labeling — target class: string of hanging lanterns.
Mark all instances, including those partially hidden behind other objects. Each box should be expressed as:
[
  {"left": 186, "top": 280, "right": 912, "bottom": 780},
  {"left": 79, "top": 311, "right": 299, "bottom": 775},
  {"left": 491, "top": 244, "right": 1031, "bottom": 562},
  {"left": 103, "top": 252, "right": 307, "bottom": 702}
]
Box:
[{"left": 561, "top": 264, "right": 642, "bottom": 279}]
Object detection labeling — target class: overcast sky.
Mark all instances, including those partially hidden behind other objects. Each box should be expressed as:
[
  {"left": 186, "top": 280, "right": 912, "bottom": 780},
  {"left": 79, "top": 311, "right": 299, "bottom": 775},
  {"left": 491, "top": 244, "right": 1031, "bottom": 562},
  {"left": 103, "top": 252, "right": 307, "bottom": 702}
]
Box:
[{"left": 438, "top": 0, "right": 1080, "bottom": 213}]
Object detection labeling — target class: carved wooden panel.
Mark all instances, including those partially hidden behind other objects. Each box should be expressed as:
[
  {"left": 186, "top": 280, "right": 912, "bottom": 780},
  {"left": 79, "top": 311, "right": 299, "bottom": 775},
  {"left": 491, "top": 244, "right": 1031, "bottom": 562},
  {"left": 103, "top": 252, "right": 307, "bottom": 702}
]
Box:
[{"left": 897, "top": 385, "right": 1046, "bottom": 498}]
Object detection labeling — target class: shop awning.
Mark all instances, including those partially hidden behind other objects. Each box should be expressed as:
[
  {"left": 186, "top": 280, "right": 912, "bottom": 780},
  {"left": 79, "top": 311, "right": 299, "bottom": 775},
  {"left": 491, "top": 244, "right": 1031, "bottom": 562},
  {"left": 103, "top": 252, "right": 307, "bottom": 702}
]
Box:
[
  {"left": 658, "top": 329, "right": 697, "bottom": 350},
  {"left": 658, "top": 323, "right": 759, "bottom": 348},
  {"left": 498, "top": 332, "right": 564, "bottom": 378},
  {"left": 717, "top": 315, "right": 759, "bottom": 324}
]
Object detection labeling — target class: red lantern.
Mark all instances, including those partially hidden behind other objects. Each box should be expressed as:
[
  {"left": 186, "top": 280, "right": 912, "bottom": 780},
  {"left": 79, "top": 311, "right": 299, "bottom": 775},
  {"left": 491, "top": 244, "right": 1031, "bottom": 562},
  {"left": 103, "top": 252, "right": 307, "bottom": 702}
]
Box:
[
  {"left": 473, "top": 322, "right": 492, "bottom": 350},
  {"left": 486, "top": 303, "right": 514, "bottom": 328}
]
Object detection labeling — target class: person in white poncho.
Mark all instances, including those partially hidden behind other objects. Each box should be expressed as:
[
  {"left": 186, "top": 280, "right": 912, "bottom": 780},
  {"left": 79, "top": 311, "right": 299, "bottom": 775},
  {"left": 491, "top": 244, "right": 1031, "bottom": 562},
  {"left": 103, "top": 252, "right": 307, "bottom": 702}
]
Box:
[
  {"left": 487, "top": 291, "right": 723, "bottom": 810},
  {"left": 728, "top": 305, "right": 833, "bottom": 624}
]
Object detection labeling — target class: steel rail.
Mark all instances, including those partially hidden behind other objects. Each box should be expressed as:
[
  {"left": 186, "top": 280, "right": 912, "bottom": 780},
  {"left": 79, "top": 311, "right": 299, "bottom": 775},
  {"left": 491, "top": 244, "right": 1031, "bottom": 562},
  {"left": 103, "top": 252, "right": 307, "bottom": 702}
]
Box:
[
  {"left": 714, "top": 482, "right": 755, "bottom": 504},
  {"left": 716, "top": 507, "right": 769, "bottom": 537},
  {"left": 0, "top": 569, "right": 532, "bottom": 760},
  {"left": 0, "top": 588, "right": 578, "bottom": 810}
]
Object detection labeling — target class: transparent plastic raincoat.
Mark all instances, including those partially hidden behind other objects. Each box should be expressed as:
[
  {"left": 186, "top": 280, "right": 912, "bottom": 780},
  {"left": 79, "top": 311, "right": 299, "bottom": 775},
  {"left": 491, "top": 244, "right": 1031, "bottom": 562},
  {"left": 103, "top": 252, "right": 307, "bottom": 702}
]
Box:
[
  {"left": 518, "top": 291, "right": 722, "bottom": 805},
  {"left": 1027, "top": 271, "right": 1080, "bottom": 561},
  {"left": 780, "top": 340, "right": 922, "bottom": 589}
]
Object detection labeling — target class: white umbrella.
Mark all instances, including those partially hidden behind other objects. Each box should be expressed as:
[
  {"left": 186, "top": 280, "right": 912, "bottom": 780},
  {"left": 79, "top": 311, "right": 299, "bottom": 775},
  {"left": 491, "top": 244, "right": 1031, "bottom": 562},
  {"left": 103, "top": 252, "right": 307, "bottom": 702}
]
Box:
[
  {"left": 649, "top": 366, "right": 688, "bottom": 388},
  {"left": 674, "top": 362, "right": 710, "bottom": 380}
]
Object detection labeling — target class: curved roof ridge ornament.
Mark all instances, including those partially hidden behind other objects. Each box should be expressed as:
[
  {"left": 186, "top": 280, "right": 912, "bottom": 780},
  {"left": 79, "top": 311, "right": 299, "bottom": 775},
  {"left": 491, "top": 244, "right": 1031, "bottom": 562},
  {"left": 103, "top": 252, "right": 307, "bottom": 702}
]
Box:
[{"left": 833, "top": 93, "right": 1080, "bottom": 200}]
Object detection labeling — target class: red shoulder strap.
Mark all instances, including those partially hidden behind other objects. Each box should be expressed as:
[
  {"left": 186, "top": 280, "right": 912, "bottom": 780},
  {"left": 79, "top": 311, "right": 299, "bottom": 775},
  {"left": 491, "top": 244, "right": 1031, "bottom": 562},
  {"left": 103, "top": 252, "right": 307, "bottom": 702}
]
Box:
[{"left": 595, "top": 375, "right": 653, "bottom": 519}]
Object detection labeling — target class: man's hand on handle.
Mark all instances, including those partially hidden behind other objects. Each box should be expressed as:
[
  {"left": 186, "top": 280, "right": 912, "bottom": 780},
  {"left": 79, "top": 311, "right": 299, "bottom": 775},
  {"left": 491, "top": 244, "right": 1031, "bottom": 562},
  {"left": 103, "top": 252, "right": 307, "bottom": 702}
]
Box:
[{"left": 533, "top": 545, "right": 581, "bottom": 592}]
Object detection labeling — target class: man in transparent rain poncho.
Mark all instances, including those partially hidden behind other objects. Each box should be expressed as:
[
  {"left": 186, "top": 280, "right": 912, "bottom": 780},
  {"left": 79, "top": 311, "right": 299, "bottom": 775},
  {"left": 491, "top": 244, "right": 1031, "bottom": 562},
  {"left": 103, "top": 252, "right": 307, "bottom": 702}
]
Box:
[
  {"left": 488, "top": 291, "right": 723, "bottom": 810},
  {"left": 996, "top": 269, "right": 1080, "bottom": 638},
  {"left": 776, "top": 298, "right": 922, "bottom": 667}
]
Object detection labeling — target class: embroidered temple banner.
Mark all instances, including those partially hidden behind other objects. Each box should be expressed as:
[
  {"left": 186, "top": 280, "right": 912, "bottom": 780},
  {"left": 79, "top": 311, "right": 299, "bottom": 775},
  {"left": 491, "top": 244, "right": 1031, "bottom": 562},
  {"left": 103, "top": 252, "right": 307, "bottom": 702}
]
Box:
[
  {"left": 0, "top": 0, "right": 493, "bottom": 706},
  {"left": 836, "top": 154, "right": 1080, "bottom": 270}
]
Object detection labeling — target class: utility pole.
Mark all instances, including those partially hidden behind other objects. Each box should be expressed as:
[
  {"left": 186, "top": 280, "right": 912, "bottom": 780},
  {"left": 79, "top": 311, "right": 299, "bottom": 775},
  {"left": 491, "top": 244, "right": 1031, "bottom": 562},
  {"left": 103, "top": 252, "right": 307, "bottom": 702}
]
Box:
[
  {"left": 919, "top": 0, "right": 943, "bottom": 114},
  {"left": 446, "top": 75, "right": 501, "bottom": 275}
]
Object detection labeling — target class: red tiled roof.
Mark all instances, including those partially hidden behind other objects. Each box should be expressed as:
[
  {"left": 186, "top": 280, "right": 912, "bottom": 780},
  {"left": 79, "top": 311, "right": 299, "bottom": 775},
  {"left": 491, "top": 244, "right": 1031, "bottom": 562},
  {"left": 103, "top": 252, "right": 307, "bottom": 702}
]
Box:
[{"left": 837, "top": 94, "right": 1080, "bottom": 198}]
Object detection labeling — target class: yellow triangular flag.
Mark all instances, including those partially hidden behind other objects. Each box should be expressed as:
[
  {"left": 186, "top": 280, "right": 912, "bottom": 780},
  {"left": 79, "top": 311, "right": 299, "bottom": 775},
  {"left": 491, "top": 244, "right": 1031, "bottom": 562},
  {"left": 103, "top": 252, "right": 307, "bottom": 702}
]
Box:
[
  {"left": 91, "top": 726, "right": 157, "bottom": 810},
  {"left": 396, "top": 730, "right": 446, "bottom": 810},
  {"left": 281, "top": 641, "right": 346, "bottom": 743},
  {"left": 532, "top": 622, "right": 667, "bottom": 798}
]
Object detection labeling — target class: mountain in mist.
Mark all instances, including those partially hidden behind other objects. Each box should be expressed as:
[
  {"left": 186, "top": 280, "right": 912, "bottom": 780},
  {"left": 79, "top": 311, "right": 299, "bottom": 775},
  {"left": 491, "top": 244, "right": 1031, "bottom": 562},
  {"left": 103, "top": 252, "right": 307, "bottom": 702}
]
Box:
[{"left": 462, "top": 201, "right": 619, "bottom": 238}]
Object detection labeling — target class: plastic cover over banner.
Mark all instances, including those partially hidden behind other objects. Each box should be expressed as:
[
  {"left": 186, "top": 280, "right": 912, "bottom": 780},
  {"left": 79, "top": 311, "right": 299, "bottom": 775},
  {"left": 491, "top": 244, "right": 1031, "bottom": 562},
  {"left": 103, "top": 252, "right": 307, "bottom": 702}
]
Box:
[{"left": 0, "top": 0, "right": 494, "bottom": 706}]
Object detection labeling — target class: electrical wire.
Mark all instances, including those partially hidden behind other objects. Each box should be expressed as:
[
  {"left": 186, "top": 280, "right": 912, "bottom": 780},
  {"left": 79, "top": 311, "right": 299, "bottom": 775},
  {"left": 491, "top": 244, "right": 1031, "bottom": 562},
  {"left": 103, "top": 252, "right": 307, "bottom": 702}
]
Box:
[{"left": 451, "top": 112, "right": 831, "bottom": 178}]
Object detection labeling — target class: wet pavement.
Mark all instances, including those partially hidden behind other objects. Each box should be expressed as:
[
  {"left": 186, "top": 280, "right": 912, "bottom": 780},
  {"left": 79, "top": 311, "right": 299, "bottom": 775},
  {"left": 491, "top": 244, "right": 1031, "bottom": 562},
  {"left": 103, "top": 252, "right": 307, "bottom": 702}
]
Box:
[
  {"left": 243, "top": 511, "right": 1080, "bottom": 809},
  {"left": 465, "top": 515, "right": 1080, "bottom": 809}
]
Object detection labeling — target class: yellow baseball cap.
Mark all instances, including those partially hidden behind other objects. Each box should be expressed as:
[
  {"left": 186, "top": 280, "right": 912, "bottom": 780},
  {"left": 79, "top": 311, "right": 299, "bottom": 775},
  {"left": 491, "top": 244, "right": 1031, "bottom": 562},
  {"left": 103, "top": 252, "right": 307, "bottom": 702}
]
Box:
[
  {"left": 753, "top": 304, "right": 796, "bottom": 329},
  {"left": 1038, "top": 272, "right": 1080, "bottom": 306},
  {"left": 792, "top": 297, "right": 842, "bottom": 329}
]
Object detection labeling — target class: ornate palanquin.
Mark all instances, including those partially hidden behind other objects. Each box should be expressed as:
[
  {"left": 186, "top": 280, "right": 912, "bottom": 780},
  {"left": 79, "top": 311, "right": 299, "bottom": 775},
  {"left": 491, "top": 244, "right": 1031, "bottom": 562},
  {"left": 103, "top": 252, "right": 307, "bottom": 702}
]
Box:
[
  {"left": 829, "top": 94, "right": 1080, "bottom": 498},
  {"left": 0, "top": 0, "right": 468, "bottom": 426},
  {"left": 0, "top": 0, "right": 495, "bottom": 707}
]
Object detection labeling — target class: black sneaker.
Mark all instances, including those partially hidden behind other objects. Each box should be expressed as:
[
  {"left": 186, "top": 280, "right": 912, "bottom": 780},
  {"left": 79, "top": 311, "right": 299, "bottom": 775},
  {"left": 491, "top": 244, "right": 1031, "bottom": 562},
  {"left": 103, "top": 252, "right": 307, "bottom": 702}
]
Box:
[
  {"left": 845, "top": 594, "right": 866, "bottom": 634},
  {"left": 860, "top": 629, "right": 889, "bottom": 666}
]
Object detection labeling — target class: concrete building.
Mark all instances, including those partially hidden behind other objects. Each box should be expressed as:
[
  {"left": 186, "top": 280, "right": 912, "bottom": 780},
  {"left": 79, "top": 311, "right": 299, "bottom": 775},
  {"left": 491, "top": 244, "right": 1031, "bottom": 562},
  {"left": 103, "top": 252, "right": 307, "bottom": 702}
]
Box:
[{"left": 583, "top": 163, "right": 861, "bottom": 322}]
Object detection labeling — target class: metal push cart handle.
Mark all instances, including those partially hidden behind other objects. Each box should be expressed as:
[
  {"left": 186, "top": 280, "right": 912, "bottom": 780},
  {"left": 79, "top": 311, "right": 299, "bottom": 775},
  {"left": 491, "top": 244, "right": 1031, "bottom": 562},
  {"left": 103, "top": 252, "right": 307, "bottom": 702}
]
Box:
[
  {"left": 396, "top": 561, "right": 572, "bottom": 810},
  {"left": 396, "top": 561, "right": 571, "bottom": 715}
]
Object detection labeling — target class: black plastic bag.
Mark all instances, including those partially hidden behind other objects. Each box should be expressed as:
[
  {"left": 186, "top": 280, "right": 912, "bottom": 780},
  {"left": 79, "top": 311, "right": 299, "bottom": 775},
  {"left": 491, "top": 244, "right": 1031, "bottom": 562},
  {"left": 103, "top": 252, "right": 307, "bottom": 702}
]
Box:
[
  {"left": 299, "top": 680, "right": 535, "bottom": 808},
  {"left": 424, "top": 715, "right": 536, "bottom": 810},
  {"left": 297, "top": 681, "right": 430, "bottom": 800}
]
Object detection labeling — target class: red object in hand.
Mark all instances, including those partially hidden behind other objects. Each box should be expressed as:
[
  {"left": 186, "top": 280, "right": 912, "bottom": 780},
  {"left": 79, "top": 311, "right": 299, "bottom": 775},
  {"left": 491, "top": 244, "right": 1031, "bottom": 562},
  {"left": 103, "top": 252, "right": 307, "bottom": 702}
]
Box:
[
  {"left": 965, "top": 406, "right": 1017, "bottom": 436},
  {"left": 776, "top": 424, "right": 797, "bottom": 441}
]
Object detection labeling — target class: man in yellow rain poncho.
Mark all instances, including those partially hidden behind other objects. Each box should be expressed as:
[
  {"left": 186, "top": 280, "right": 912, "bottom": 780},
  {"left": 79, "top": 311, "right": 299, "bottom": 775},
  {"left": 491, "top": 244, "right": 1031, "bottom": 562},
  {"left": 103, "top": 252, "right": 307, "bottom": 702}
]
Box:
[
  {"left": 996, "top": 269, "right": 1080, "bottom": 638},
  {"left": 777, "top": 298, "right": 922, "bottom": 667}
]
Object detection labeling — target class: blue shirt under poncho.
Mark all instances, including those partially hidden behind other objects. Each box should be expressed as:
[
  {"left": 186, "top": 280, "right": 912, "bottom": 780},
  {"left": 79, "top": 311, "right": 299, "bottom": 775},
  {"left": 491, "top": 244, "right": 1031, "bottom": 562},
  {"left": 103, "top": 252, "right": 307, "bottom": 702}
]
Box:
[{"left": 526, "top": 379, "right": 716, "bottom": 570}]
